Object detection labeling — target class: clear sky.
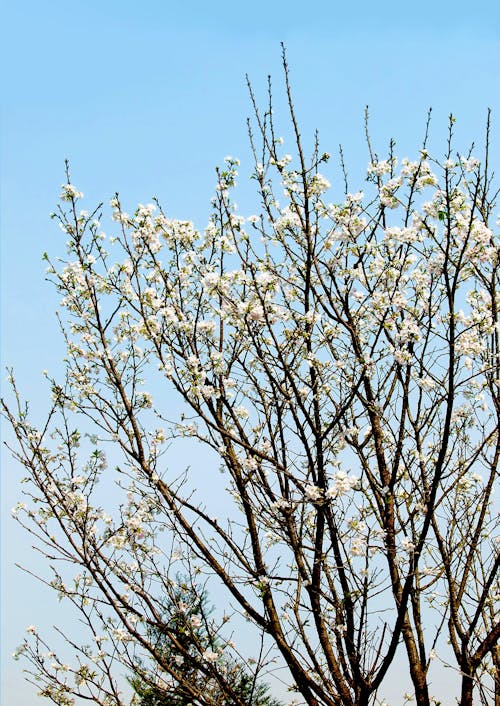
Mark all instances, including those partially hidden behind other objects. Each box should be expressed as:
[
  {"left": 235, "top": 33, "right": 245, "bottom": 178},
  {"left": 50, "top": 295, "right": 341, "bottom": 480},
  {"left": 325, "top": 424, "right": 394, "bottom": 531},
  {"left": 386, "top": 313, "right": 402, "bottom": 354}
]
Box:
[{"left": 1, "top": 1, "right": 499, "bottom": 705}]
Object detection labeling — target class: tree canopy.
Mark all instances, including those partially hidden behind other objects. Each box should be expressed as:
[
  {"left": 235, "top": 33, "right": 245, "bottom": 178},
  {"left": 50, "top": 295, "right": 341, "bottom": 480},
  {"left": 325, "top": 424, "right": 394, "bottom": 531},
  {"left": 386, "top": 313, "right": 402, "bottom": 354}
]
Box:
[{"left": 3, "top": 50, "right": 499, "bottom": 706}]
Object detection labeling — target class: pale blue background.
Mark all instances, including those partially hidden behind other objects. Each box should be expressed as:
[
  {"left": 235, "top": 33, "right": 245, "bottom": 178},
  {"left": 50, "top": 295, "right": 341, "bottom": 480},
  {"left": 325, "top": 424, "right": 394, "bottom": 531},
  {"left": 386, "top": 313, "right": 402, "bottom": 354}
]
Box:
[{"left": 2, "top": 1, "right": 499, "bottom": 704}]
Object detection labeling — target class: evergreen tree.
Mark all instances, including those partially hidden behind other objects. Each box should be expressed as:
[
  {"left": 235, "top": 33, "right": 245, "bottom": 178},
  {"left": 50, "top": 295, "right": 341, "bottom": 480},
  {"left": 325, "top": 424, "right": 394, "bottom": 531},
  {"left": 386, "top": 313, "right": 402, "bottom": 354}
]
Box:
[{"left": 130, "top": 581, "right": 282, "bottom": 706}]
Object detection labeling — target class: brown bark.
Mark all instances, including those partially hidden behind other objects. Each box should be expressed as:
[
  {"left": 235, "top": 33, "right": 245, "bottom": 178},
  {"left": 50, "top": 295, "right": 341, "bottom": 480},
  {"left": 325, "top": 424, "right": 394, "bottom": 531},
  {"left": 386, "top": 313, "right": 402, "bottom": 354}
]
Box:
[
  {"left": 493, "top": 645, "right": 500, "bottom": 706},
  {"left": 459, "top": 668, "right": 474, "bottom": 706}
]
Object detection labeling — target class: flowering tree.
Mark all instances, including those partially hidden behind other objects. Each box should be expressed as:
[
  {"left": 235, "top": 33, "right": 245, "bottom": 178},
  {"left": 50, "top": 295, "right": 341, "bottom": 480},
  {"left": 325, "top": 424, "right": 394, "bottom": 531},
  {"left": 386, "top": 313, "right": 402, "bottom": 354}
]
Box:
[{"left": 3, "top": 50, "right": 499, "bottom": 706}]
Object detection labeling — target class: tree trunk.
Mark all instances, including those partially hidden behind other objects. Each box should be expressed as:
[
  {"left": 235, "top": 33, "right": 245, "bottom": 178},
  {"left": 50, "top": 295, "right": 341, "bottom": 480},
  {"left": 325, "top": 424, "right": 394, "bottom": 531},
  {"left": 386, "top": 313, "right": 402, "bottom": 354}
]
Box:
[
  {"left": 493, "top": 645, "right": 500, "bottom": 706},
  {"left": 459, "top": 669, "right": 474, "bottom": 706}
]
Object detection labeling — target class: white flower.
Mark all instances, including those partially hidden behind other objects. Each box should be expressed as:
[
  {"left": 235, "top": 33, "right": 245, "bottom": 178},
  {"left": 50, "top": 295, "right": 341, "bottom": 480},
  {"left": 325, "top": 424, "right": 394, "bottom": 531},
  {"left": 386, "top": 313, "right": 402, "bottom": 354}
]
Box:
[
  {"left": 139, "top": 392, "right": 153, "bottom": 408},
  {"left": 248, "top": 305, "right": 265, "bottom": 321},
  {"left": 198, "top": 320, "right": 216, "bottom": 335},
  {"left": 393, "top": 346, "right": 411, "bottom": 365},
  {"left": 60, "top": 183, "right": 83, "bottom": 201},
  {"left": 350, "top": 537, "right": 366, "bottom": 557},
  {"left": 326, "top": 470, "right": 358, "bottom": 498},
  {"left": 398, "top": 318, "right": 421, "bottom": 343},
  {"left": 418, "top": 376, "right": 437, "bottom": 391},
  {"left": 304, "top": 484, "right": 323, "bottom": 502},
  {"left": 187, "top": 355, "right": 200, "bottom": 369},
  {"left": 367, "top": 160, "right": 391, "bottom": 176},
  {"left": 190, "top": 615, "right": 202, "bottom": 628},
  {"left": 26, "top": 625, "right": 36, "bottom": 634},
  {"left": 12, "top": 501, "right": 27, "bottom": 517},
  {"left": 242, "top": 456, "right": 258, "bottom": 471},
  {"left": 460, "top": 156, "right": 480, "bottom": 172},
  {"left": 202, "top": 271, "right": 220, "bottom": 290},
  {"left": 347, "top": 191, "right": 364, "bottom": 203},
  {"left": 401, "top": 537, "right": 415, "bottom": 553},
  {"left": 112, "top": 628, "right": 130, "bottom": 642},
  {"left": 308, "top": 173, "right": 331, "bottom": 195},
  {"left": 202, "top": 650, "right": 218, "bottom": 662},
  {"left": 152, "top": 428, "right": 166, "bottom": 444},
  {"left": 422, "top": 566, "right": 437, "bottom": 576},
  {"left": 259, "top": 438, "right": 271, "bottom": 452}
]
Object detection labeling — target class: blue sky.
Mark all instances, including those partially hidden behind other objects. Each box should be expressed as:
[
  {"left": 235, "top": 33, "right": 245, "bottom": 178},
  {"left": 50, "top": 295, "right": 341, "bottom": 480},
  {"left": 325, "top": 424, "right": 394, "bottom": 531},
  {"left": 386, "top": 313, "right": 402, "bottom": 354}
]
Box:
[{"left": 1, "top": 1, "right": 499, "bottom": 704}]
